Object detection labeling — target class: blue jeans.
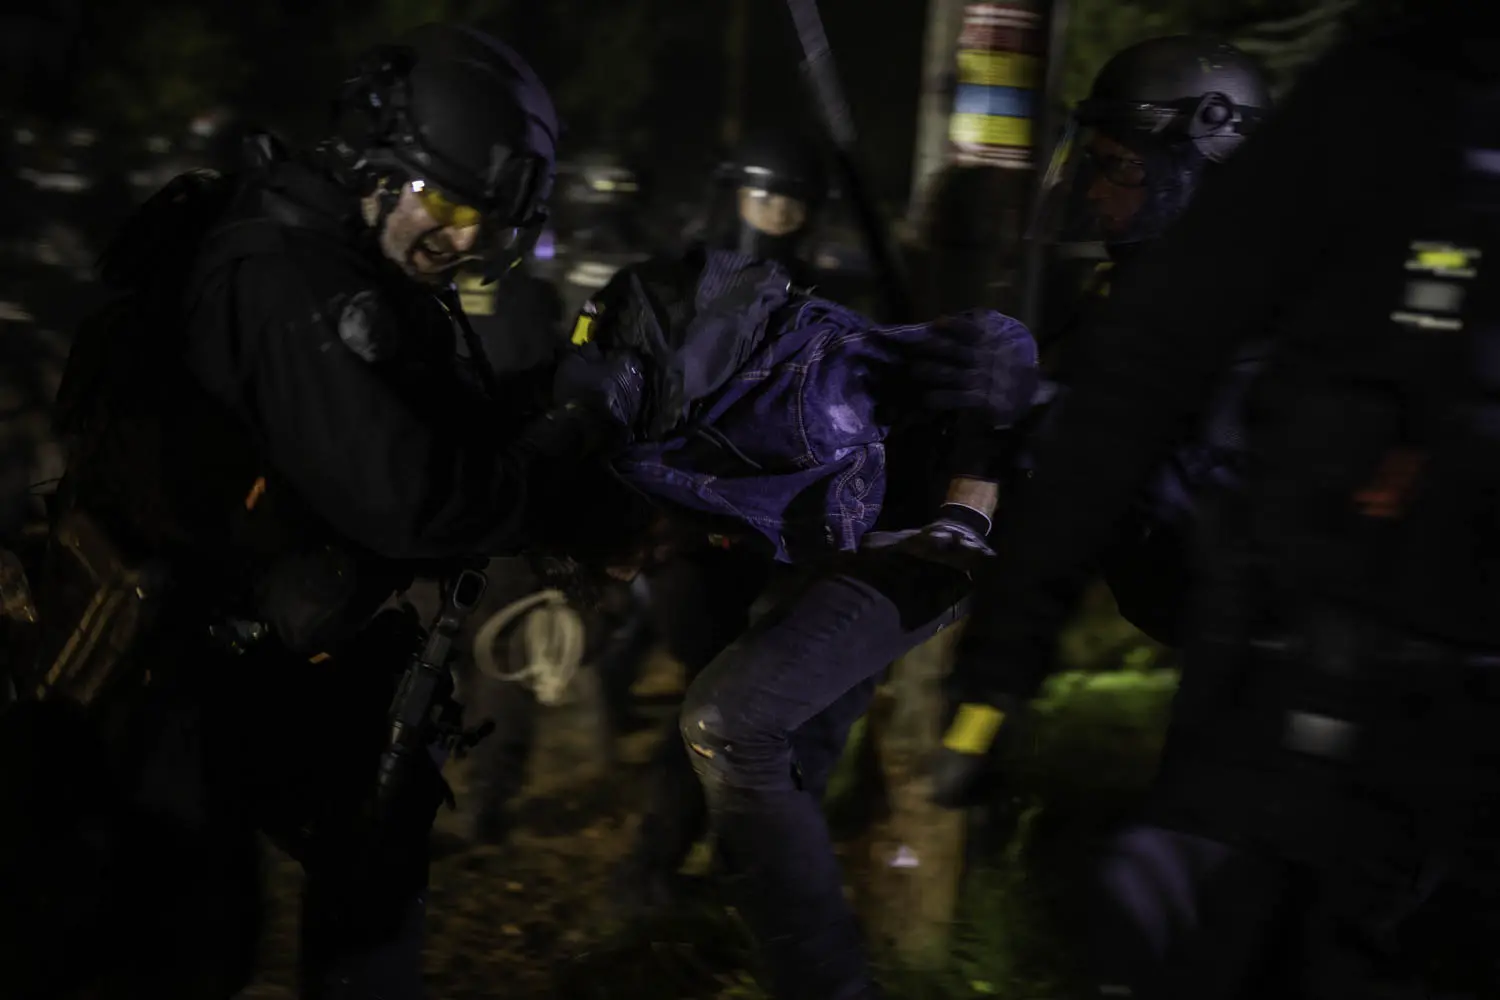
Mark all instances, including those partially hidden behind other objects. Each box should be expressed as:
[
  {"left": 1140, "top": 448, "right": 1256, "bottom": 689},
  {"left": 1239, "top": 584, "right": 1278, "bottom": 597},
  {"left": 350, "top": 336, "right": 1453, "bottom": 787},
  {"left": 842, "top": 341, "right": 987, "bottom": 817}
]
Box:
[{"left": 680, "top": 550, "right": 971, "bottom": 1000}]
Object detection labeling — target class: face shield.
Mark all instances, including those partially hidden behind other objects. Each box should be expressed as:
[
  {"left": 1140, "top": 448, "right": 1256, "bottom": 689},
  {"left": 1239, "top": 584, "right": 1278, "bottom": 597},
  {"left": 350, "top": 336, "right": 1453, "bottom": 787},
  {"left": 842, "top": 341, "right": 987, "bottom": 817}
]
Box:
[
  {"left": 738, "top": 187, "right": 809, "bottom": 238},
  {"left": 1029, "top": 105, "right": 1211, "bottom": 253}
]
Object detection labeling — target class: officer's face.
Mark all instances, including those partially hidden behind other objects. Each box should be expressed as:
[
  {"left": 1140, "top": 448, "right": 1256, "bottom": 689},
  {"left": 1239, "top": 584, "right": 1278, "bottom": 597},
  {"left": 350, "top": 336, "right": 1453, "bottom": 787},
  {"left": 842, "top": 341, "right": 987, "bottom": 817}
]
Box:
[
  {"left": 1084, "top": 134, "right": 1149, "bottom": 239},
  {"left": 376, "top": 183, "right": 483, "bottom": 284},
  {"left": 738, "top": 187, "right": 808, "bottom": 238}
]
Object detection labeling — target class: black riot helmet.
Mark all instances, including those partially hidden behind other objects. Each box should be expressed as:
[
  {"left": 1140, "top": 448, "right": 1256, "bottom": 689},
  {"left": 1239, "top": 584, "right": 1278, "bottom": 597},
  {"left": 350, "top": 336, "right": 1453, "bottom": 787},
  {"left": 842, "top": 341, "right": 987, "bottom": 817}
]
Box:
[
  {"left": 710, "top": 129, "right": 828, "bottom": 265},
  {"left": 1034, "top": 36, "right": 1271, "bottom": 251},
  {"left": 326, "top": 23, "right": 560, "bottom": 277}
]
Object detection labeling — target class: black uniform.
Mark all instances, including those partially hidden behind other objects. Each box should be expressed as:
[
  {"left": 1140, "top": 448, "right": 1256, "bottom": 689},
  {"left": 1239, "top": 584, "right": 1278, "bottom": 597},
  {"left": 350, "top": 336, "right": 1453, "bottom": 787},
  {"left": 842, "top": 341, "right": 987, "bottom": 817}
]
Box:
[
  {"left": 947, "top": 9, "right": 1500, "bottom": 997},
  {"left": 0, "top": 24, "right": 640, "bottom": 1000},
  {"left": 706, "top": 128, "right": 828, "bottom": 283}
]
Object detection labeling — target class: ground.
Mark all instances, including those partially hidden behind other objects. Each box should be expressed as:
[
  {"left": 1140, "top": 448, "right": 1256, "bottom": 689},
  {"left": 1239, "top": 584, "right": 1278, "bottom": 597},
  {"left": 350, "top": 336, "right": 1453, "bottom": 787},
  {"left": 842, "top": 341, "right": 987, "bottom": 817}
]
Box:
[
  {"left": 239, "top": 653, "right": 772, "bottom": 1000},
  {"left": 231, "top": 635, "right": 1182, "bottom": 1000}
]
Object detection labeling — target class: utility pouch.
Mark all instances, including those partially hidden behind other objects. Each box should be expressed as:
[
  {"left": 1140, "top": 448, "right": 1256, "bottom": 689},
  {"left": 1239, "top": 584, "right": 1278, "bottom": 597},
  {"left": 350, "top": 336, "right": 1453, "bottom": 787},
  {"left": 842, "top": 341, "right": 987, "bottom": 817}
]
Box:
[{"left": 31, "top": 507, "right": 171, "bottom": 706}]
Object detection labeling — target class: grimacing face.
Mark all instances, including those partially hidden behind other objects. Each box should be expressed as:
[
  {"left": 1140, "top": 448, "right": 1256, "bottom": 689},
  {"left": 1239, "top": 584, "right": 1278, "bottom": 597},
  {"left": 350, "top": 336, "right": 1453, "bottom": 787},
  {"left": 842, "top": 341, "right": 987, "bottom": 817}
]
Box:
[{"left": 363, "top": 180, "right": 483, "bottom": 283}]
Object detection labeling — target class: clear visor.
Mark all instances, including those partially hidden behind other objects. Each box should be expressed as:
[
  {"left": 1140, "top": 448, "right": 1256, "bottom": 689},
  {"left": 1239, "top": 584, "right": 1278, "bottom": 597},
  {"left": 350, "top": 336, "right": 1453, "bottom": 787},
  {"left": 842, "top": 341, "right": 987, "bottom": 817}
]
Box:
[
  {"left": 1027, "top": 119, "right": 1151, "bottom": 249},
  {"left": 738, "top": 187, "right": 809, "bottom": 237}
]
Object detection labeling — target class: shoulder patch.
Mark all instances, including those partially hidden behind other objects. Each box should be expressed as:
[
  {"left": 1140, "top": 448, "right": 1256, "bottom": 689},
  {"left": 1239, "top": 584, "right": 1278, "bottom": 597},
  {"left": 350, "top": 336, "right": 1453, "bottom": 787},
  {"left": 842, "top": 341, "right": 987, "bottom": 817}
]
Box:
[{"left": 336, "top": 289, "right": 401, "bottom": 362}]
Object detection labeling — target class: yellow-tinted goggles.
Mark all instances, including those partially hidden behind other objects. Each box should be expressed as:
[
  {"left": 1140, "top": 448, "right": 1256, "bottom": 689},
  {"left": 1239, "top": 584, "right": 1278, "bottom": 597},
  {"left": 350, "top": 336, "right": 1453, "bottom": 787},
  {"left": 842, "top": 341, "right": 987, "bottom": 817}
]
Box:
[{"left": 410, "top": 179, "right": 483, "bottom": 229}]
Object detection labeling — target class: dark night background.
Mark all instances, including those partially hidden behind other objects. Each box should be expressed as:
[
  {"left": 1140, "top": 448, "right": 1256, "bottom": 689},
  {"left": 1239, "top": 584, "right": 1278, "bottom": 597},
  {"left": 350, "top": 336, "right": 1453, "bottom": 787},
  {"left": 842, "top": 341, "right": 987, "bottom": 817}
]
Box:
[{"left": 0, "top": 0, "right": 929, "bottom": 207}]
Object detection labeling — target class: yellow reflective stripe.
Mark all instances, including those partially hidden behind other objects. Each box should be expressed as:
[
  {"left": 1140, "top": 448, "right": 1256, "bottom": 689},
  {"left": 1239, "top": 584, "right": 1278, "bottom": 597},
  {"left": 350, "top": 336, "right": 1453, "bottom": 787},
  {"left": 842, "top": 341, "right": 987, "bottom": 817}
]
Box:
[
  {"left": 942, "top": 703, "right": 1005, "bottom": 755},
  {"left": 460, "top": 290, "right": 495, "bottom": 315},
  {"left": 1416, "top": 250, "right": 1469, "bottom": 271},
  {"left": 956, "top": 51, "right": 1041, "bottom": 88},
  {"left": 949, "top": 113, "right": 1033, "bottom": 149},
  {"left": 571, "top": 314, "right": 595, "bottom": 346}
]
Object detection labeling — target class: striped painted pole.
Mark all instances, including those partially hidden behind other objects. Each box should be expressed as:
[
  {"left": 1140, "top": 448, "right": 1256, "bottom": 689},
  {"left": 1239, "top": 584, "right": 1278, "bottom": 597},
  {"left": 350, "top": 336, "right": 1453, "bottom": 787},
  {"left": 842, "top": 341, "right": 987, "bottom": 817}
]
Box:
[{"left": 948, "top": 2, "right": 1046, "bottom": 171}]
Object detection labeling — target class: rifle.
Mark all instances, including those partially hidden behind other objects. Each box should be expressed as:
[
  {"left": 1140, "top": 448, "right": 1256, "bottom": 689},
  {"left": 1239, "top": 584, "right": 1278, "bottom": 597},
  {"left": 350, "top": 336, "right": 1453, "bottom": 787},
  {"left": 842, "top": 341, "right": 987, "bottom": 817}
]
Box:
[{"left": 374, "top": 567, "right": 494, "bottom": 818}]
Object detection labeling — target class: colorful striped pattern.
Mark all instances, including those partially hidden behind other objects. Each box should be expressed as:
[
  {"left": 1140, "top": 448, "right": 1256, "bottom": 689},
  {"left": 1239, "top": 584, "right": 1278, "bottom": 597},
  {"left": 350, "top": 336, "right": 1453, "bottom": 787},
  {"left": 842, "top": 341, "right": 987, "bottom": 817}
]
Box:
[{"left": 949, "top": 2, "right": 1044, "bottom": 169}]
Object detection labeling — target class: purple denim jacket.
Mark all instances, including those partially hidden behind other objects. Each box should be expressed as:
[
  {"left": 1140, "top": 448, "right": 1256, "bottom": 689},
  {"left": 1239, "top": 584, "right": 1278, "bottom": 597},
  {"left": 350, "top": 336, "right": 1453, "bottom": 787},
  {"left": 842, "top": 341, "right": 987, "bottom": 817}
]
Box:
[{"left": 613, "top": 298, "right": 1037, "bottom": 563}]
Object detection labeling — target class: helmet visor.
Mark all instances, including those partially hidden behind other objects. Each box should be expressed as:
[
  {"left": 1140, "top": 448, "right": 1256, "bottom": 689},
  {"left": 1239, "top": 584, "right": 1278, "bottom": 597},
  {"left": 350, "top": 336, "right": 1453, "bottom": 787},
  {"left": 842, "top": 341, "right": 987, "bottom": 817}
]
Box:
[
  {"left": 738, "top": 187, "right": 809, "bottom": 238},
  {"left": 408, "top": 177, "right": 545, "bottom": 282},
  {"left": 1029, "top": 117, "right": 1186, "bottom": 248},
  {"left": 412, "top": 178, "right": 483, "bottom": 229}
]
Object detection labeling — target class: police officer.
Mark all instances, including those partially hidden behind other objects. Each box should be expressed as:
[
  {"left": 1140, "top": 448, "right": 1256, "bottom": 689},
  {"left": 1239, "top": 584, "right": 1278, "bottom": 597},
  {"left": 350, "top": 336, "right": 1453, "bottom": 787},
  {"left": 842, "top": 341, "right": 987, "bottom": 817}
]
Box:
[
  {"left": 2, "top": 23, "right": 641, "bottom": 1000},
  {"left": 700, "top": 128, "right": 827, "bottom": 282},
  {"left": 559, "top": 152, "right": 647, "bottom": 255},
  {"left": 936, "top": 4, "right": 1500, "bottom": 996},
  {"left": 1022, "top": 36, "right": 1272, "bottom": 645}
]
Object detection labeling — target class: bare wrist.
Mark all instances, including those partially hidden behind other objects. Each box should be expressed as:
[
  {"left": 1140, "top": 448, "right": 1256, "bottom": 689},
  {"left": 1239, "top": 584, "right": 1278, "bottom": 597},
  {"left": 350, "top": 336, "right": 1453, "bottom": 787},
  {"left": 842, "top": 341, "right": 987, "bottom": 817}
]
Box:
[{"left": 945, "top": 476, "right": 999, "bottom": 518}]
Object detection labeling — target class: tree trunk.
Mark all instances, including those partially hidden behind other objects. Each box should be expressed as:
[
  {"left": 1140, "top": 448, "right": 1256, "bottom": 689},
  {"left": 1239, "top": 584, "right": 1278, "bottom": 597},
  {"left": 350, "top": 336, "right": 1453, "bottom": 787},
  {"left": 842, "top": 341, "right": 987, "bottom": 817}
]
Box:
[{"left": 907, "top": 0, "right": 969, "bottom": 231}]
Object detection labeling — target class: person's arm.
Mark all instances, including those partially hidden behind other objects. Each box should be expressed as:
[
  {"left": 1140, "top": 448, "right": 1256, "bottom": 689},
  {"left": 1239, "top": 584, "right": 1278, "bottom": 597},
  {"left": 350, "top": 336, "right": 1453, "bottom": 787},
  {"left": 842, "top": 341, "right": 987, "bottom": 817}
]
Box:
[
  {"left": 184, "top": 254, "right": 630, "bottom": 561},
  {"left": 951, "top": 44, "right": 1371, "bottom": 704}
]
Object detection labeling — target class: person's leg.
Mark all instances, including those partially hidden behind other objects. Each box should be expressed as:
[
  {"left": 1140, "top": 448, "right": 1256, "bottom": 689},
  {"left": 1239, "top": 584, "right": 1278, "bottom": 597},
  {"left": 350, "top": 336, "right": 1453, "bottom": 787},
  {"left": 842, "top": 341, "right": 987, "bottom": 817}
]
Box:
[
  {"left": 286, "top": 621, "right": 441, "bottom": 1000},
  {"left": 790, "top": 677, "right": 880, "bottom": 802},
  {"left": 300, "top": 888, "right": 429, "bottom": 1000},
  {"left": 681, "top": 551, "right": 969, "bottom": 1000},
  {"left": 453, "top": 560, "right": 550, "bottom": 843},
  {"left": 616, "top": 548, "right": 774, "bottom": 907},
  {"left": 456, "top": 675, "right": 538, "bottom": 843},
  {"left": 592, "top": 576, "right": 658, "bottom": 741}
]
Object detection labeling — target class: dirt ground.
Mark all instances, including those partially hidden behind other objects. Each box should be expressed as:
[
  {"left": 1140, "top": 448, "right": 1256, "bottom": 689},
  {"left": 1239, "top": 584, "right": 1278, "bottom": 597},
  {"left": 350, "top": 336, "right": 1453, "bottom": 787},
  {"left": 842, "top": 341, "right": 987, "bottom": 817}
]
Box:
[{"left": 237, "top": 654, "right": 757, "bottom": 1000}]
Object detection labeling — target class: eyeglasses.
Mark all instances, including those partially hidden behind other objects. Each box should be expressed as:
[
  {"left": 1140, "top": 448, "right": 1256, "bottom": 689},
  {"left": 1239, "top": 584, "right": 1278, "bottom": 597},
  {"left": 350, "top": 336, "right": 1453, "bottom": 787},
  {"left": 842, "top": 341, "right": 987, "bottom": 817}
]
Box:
[
  {"left": 1082, "top": 146, "right": 1148, "bottom": 188},
  {"left": 410, "top": 179, "right": 482, "bottom": 229}
]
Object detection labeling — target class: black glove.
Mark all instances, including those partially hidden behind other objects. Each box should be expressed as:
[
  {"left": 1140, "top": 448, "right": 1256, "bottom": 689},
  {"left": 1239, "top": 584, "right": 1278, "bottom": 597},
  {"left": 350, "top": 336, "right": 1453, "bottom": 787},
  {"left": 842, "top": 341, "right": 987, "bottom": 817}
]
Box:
[
  {"left": 553, "top": 347, "right": 646, "bottom": 440},
  {"left": 930, "top": 691, "right": 1024, "bottom": 809},
  {"left": 860, "top": 502, "right": 995, "bottom": 574},
  {"left": 904, "top": 312, "right": 1039, "bottom": 427}
]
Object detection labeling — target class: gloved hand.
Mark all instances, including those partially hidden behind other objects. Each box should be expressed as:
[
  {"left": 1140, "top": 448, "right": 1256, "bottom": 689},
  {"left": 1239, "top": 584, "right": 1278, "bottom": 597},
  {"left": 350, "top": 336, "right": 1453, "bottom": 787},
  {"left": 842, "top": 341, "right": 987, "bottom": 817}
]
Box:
[
  {"left": 860, "top": 502, "right": 995, "bottom": 574},
  {"left": 904, "top": 311, "right": 1039, "bottom": 427},
  {"left": 552, "top": 347, "right": 646, "bottom": 441},
  {"left": 930, "top": 691, "right": 1024, "bottom": 809}
]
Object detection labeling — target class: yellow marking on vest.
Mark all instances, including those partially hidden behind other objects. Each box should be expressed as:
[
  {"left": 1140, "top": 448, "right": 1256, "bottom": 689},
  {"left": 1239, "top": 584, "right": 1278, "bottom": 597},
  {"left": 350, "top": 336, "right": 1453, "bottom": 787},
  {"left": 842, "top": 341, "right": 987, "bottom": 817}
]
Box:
[
  {"left": 571, "top": 314, "right": 596, "bottom": 346},
  {"left": 942, "top": 703, "right": 1006, "bottom": 755},
  {"left": 1416, "top": 249, "right": 1471, "bottom": 272},
  {"left": 309, "top": 651, "right": 331, "bottom": 664}
]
